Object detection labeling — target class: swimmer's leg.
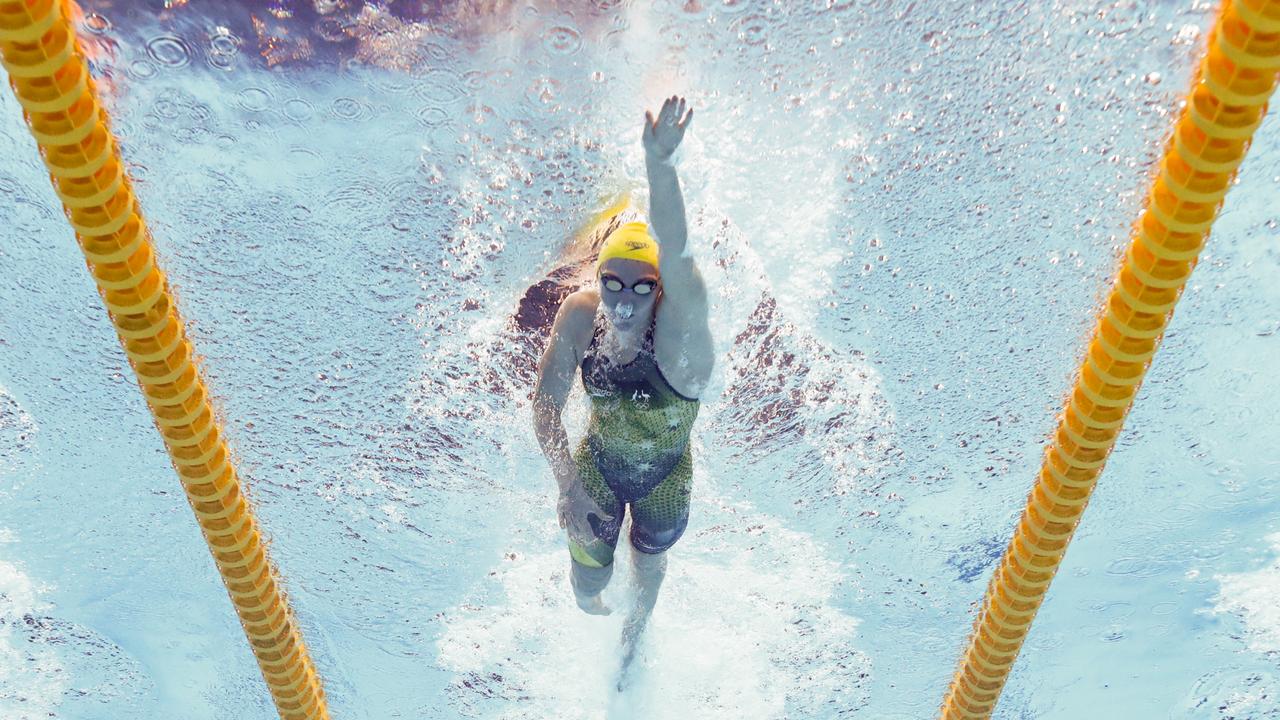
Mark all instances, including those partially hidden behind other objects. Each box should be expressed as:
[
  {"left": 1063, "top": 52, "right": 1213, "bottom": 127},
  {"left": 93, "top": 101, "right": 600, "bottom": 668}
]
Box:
[
  {"left": 569, "top": 440, "right": 623, "bottom": 616},
  {"left": 570, "top": 540, "right": 616, "bottom": 616},
  {"left": 617, "top": 448, "right": 692, "bottom": 688},
  {"left": 570, "top": 561, "right": 614, "bottom": 615},
  {"left": 618, "top": 546, "right": 668, "bottom": 686}
]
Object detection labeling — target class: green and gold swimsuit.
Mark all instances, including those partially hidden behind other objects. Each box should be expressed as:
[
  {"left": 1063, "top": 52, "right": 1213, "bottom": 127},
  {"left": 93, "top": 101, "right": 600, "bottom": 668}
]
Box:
[{"left": 570, "top": 308, "right": 700, "bottom": 566}]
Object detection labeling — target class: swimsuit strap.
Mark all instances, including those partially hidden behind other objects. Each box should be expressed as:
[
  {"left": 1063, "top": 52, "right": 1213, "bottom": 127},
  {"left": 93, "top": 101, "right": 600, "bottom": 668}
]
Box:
[{"left": 641, "top": 312, "right": 657, "bottom": 355}]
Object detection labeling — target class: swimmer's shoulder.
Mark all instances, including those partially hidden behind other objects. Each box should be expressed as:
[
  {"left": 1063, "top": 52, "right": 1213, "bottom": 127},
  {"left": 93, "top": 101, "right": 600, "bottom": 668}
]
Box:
[
  {"left": 560, "top": 287, "right": 600, "bottom": 316},
  {"left": 556, "top": 288, "right": 601, "bottom": 358}
]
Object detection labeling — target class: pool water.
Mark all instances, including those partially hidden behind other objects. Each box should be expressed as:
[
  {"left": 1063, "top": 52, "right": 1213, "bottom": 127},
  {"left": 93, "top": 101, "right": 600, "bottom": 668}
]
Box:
[{"left": 1, "top": 1, "right": 1278, "bottom": 718}]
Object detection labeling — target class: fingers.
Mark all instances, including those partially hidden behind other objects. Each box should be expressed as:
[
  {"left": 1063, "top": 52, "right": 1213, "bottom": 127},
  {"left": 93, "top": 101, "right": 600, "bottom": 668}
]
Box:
[
  {"left": 645, "top": 95, "right": 693, "bottom": 143},
  {"left": 570, "top": 520, "right": 592, "bottom": 541},
  {"left": 663, "top": 95, "right": 683, "bottom": 124},
  {"left": 654, "top": 95, "right": 691, "bottom": 125}
]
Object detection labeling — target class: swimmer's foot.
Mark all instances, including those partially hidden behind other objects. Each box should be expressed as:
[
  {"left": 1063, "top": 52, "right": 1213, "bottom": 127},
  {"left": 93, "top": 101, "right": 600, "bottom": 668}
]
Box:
[
  {"left": 620, "top": 640, "right": 637, "bottom": 672},
  {"left": 616, "top": 641, "right": 639, "bottom": 693},
  {"left": 575, "top": 594, "right": 613, "bottom": 616}
]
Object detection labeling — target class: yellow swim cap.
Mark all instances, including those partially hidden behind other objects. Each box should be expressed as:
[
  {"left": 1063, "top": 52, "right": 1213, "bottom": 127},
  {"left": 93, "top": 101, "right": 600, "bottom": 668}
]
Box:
[{"left": 596, "top": 222, "right": 660, "bottom": 271}]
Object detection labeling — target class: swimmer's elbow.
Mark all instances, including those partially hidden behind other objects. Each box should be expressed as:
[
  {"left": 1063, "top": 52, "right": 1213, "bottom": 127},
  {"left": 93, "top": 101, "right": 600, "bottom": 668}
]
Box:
[
  {"left": 531, "top": 395, "right": 554, "bottom": 439},
  {"left": 531, "top": 387, "right": 565, "bottom": 421},
  {"left": 531, "top": 387, "right": 552, "bottom": 414}
]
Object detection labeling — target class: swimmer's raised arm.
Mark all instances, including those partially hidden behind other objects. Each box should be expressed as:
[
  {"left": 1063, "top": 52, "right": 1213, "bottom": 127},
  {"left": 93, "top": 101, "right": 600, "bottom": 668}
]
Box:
[
  {"left": 643, "top": 96, "right": 714, "bottom": 388},
  {"left": 643, "top": 95, "right": 692, "bottom": 257}
]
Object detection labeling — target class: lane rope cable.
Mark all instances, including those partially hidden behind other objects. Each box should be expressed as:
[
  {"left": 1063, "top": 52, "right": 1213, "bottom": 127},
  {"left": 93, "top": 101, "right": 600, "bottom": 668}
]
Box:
[
  {"left": 0, "top": 1, "right": 332, "bottom": 717},
  {"left": 940, "top": 0, "right": 1280, "bottom": 717}
]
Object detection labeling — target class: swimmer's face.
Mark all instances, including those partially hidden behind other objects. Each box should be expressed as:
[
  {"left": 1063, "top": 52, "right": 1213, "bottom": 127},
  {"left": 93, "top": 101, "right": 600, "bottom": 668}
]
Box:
[{"left": 598, "top": 258, "right": 660, "bottom": 333}]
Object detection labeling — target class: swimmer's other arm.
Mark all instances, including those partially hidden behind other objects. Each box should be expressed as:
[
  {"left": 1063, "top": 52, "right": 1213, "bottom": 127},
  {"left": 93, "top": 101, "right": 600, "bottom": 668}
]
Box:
[{"left": 533, "top": 292, "right": 591, "bottom": 494}]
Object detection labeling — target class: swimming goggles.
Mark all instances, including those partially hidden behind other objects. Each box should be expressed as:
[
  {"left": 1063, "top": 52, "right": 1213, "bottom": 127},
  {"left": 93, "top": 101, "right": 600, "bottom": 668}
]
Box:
[{"left": 600, "top": 273, "right": 657, "bottom": 296}]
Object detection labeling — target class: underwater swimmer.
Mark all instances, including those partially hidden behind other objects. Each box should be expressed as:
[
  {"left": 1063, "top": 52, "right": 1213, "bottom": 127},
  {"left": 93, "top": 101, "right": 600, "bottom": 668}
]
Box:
[{"left": 532, "top": 96, "right": 714, "bottom": 667}]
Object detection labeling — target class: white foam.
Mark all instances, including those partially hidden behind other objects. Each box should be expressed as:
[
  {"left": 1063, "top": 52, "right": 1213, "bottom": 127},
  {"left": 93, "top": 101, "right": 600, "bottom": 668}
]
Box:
[
  {"left": 0, "top": 556, "right": 66, "bottom": 719},
  {"left": 436, "top": 496, "right": 868, "bottom": 717},
  {"left": 1211, "top": 531, "right": 1280, "bottom": 654}
]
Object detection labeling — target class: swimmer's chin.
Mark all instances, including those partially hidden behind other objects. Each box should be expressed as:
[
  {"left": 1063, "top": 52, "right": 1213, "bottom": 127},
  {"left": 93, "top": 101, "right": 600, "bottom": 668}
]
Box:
[{"left": 607, "top": 316, "right": 639, "bottom": 331}]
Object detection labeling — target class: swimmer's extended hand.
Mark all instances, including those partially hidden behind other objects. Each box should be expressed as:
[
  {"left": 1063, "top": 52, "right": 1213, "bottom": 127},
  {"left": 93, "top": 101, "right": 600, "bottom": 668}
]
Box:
[
  {"left": 557, "top": 481, "right": 612, "bottom": 542},
  {"left": 643, "top": 95, "right": 692, "bottom": 161}
]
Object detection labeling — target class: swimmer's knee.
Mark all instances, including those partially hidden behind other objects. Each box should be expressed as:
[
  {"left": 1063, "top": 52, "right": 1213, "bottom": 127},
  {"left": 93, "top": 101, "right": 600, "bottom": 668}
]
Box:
[
  {"left": 571, "top": 555, "right": 614, "bottom": 598},
  {"left": 629, "top": 521, "right": 687, "bottom": 555}
]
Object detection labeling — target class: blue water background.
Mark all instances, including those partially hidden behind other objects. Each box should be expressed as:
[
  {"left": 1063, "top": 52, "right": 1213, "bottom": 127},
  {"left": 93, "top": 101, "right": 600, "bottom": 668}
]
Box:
[{"left": 2, "top": 1, "right": 1279, "bottom": 718}]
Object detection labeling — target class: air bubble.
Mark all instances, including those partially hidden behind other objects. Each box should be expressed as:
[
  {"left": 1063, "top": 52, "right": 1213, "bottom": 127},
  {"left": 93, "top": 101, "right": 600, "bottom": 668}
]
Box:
[
  {"left": 210, "top": 32, "right": 239, "bottom": 57},
  {"left": 84, "top": 13, "right": 111, "bottom": 34},
  {"left": 128, "top": 59, "right": 157, "bottom": 79},
  {"left": 146, "top": 35, "right": 192, "bottom": 68},
  {"left": 238, "top": 87, "right": 273, "bottom": 112},
  {"left": 416, "top": 106, "right": 450, "bottom": 128},
  {"left": 544, "top": 26, "right": 582, "bottom": 55},
  {"left": 284, "top": 98, "right": 315, "bottom": 122},
  {"left": 332, "top": 97, "right": 365, "bottom": 119},
  {"left": 416, "top": 69, "right": 466, "bottom": 104},
  {"left": 733, "top": 15, "right": 770, "bottom": 46}
]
